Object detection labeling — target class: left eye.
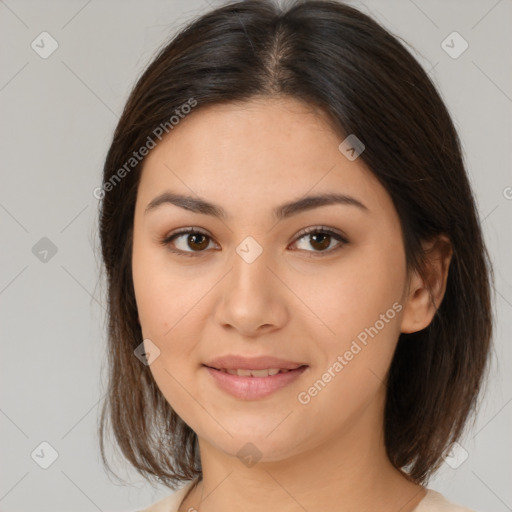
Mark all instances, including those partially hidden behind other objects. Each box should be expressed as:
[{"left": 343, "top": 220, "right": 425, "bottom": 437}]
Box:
[
  {"left": 292, "top": 227, "right": 348, "bottom": 254},
  {"left": 161, "top": 227, "right": 347, "bottom": 257}
]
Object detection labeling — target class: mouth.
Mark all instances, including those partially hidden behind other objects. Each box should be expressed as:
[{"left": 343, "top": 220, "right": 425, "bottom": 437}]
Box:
[{"left": 202, "top": 364, "right": 309, "bottom": 400}]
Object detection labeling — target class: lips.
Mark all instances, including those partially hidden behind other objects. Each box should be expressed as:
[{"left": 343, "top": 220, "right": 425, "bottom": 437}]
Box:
[
  {"left": 202, "top": 355, "right": 309, "bottom": 400},
  {"left": 203, "top": 364, "right": 309, "bottom": 400}
]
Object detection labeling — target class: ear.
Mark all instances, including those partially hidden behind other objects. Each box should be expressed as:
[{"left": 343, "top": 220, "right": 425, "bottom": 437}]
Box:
[{"left": 400, "top": 234, "right": 453, "bottom": 334}]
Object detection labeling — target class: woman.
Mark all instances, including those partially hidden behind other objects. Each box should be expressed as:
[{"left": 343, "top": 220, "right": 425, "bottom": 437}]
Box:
[{"left": 97, "top": 1, "right": 494, "bottom": 511}]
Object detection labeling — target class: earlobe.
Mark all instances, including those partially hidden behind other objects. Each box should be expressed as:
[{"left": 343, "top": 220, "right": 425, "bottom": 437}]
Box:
[{"left": 400, "top": 234, "right": 453, "bottom": 334}]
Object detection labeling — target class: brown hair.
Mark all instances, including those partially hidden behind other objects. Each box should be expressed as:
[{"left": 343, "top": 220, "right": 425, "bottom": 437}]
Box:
[{"left": 98, "top": 0, "right": 494, "bottom": 488}]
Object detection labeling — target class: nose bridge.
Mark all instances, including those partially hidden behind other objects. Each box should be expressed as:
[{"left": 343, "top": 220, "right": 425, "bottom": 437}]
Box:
[
  {"left": 229, "top": 234, "right": 275, "bottom": 300},
  {"left": 215, "top": 235, "right": 286, "bottom": 333}
]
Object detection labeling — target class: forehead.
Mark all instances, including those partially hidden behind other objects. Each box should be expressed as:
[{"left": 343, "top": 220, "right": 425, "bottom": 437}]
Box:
[{"left": 136, "top": 96, "right": 393, "bottom": 220}]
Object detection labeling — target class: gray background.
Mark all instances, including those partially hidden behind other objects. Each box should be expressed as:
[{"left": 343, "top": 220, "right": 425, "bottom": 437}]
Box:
[{"left": 1, "top": 0, "right": 511, "bottom": 511}]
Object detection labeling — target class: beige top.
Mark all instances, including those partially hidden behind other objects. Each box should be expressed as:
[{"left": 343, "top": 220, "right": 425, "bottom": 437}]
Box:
[{"left": 138, "top": 478, "right": 476, "bottom": 512}]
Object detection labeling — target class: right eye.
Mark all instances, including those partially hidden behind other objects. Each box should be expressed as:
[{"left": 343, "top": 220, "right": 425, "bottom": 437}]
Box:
[{"left": 160, "top": 228, "right": 218, "bottom": 257}]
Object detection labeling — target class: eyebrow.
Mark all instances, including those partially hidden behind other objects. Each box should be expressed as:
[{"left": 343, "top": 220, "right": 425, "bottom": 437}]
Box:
[{"left": 144, "top": 191, "right": 369, "bottom": 221}]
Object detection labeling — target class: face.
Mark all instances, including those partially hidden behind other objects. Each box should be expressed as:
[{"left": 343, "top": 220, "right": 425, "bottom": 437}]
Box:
[{"left": 131, "top": 96, "right": 412, "bottom": 463}]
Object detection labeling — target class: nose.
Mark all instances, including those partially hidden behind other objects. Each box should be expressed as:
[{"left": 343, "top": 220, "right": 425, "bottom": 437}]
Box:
[{"left": 213, "top": 242, "right": 289, "bottom": 337}]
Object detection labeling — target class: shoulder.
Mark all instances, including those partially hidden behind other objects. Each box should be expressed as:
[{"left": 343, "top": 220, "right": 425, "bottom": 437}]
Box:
[
  {"left": 414, "top": 489, "right": 477, "bottom": 512},
  {"left": 137, "top": 479, "right": 197, "bottom": 512}
]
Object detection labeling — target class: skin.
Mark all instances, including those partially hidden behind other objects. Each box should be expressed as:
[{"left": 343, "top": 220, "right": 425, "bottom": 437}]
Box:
[{"left": 131, "top": 96, "right": 453, "bottom": 512}]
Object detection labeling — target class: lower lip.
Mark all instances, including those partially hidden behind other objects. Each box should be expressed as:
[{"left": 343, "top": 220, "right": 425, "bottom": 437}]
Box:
[{"left": 203, "top": 365, "right": 309, "bottom": 400}]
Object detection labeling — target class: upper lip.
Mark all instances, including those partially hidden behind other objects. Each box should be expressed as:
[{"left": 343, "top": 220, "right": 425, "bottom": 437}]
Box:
[{"left": 203, "top": 355, "right": 308, "bottom": 371}]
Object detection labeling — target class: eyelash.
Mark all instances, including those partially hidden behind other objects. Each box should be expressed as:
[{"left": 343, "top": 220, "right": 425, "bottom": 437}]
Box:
[{"left": 159, "top": 225, "right": 348, "bottom": 258}]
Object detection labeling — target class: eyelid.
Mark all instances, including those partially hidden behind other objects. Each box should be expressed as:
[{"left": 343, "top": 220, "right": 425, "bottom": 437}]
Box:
[
  {"left": 160, "top": 225, "right": 348, "bottom": 257},
  {"left": 292, "top": 225, "right": 347, "bottom": 242}
]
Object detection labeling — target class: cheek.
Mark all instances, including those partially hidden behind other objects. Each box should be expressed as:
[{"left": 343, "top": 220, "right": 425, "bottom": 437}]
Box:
[
  {"left": 298, "top": 246, "right": 404, "bottom": 344},
  {"left": 295, "top": 246, "right": 404, "bottom": 403},
  {"left": 296, "top": 300, "right": 401, "bottom": 437},
  {"left": 132, "top": 237, "right": 192, "bottom": 339},
  {"left": 131, "top": 243, "right": 205, "bottom": 420},
  {"left": 131, "top": 238, "right": 214, "bottom": 381},
  {"left": 131, "top": 249, "right": 168, "bottom": 340}
]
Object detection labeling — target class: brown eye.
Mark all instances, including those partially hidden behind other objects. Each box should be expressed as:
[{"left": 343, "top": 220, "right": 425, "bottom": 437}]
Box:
[
  {"left": 161, "top": 229, "right": 216, "bottom": 256},
  {"left": 161, "top": 226, "right": 348, "bottom": 258},
  {"left": 309, "top": 232, "right": 331, "bottom": 251},
  {"left": 186, "top": 233, "right": 210, "bottom": 251},
  {"left": 292, "top": 227, "right": 348, "bottom": 255}
]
